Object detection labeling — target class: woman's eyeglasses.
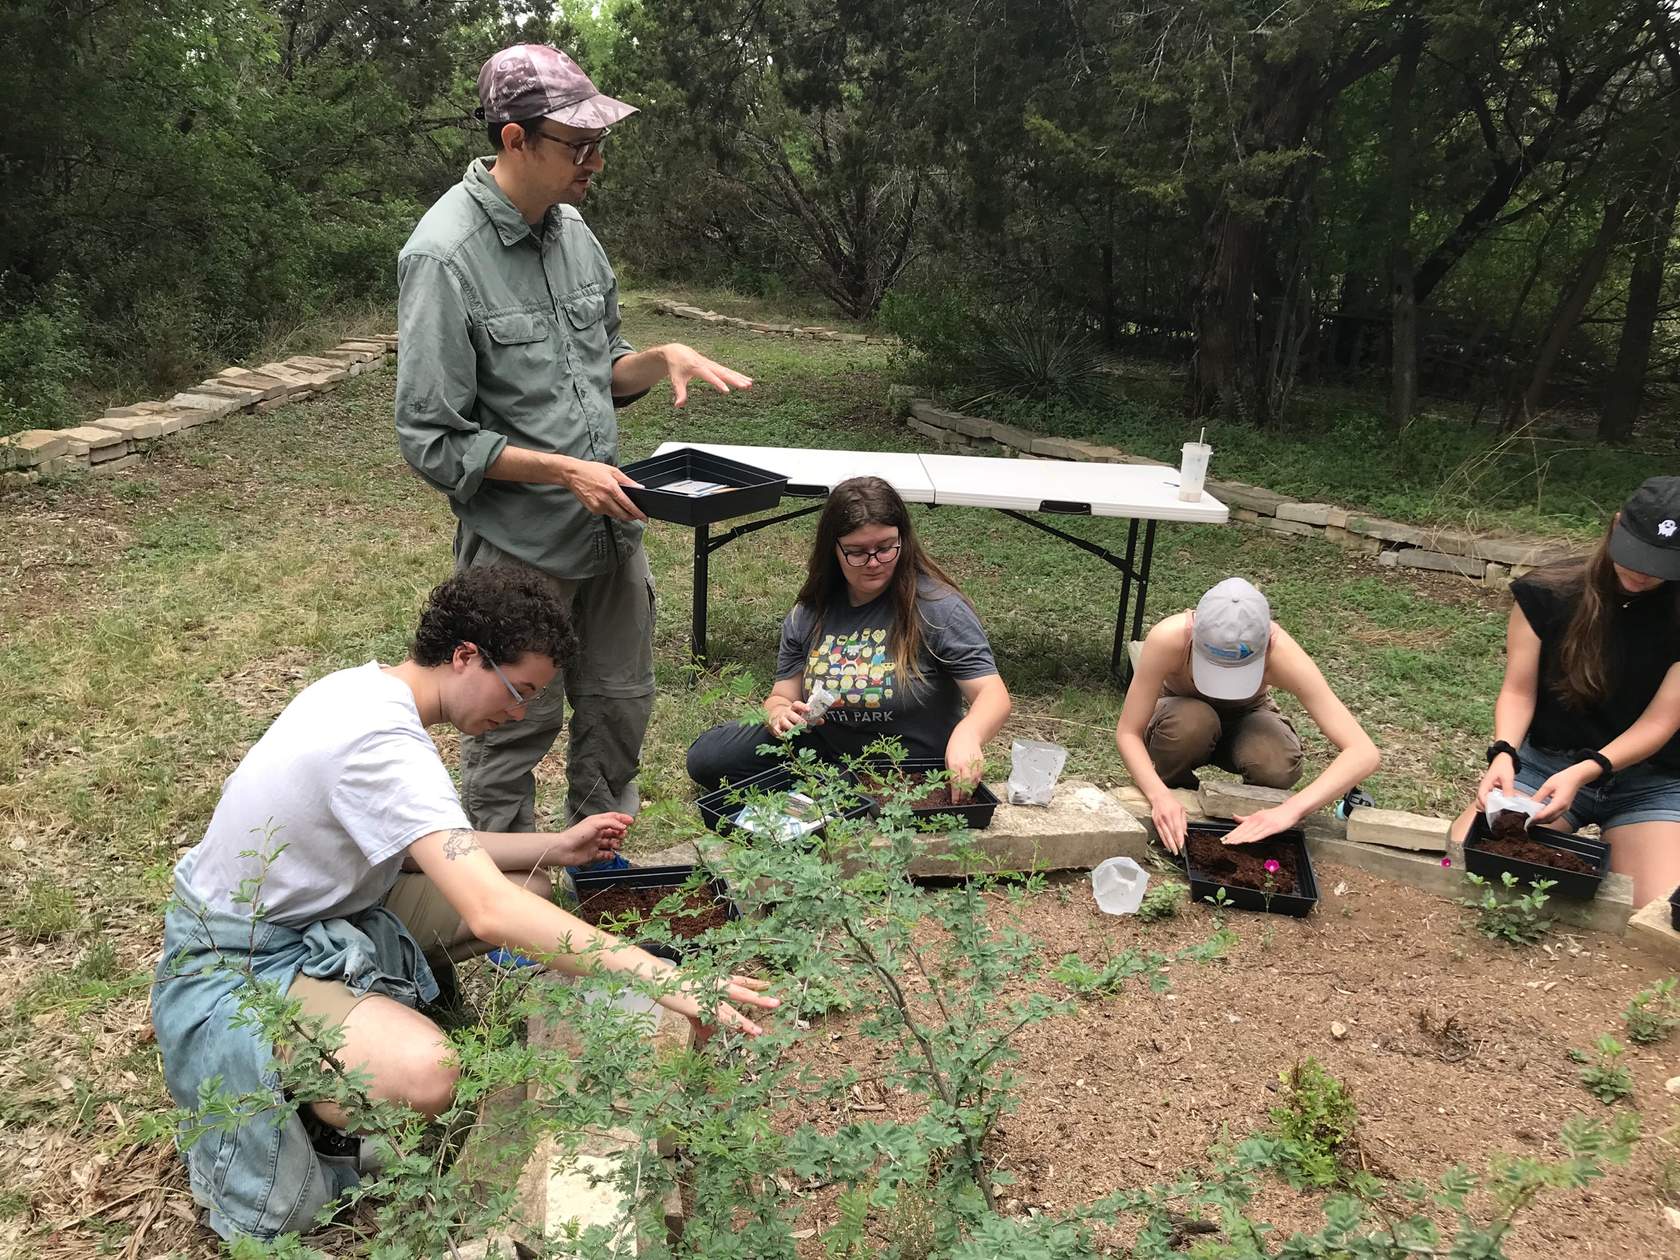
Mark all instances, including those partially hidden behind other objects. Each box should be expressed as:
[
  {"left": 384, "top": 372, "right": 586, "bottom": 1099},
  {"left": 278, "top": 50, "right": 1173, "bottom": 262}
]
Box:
[{"left": 839, "top": 541, "right": 902, "bottom": 567}]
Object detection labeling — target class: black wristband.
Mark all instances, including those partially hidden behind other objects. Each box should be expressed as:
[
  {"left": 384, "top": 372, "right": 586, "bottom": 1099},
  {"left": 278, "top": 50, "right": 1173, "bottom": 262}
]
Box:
[
  {"left": 1574, "top": 748, "right": 1613, "bottom": 779},
  {"left": 1486, "top": 740, "right": 1522, "bottom": 774}
]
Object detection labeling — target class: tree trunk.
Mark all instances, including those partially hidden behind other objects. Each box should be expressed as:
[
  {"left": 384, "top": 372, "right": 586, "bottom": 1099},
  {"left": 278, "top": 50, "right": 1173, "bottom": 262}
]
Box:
[
  {"left": 1509, "top": 193, "right": 1630, "bottom": 426},
  {"left": 1386, "top": 22, "right": 1423, "bottom": 431},
  {"left": 1601, "top": 167, "right": 1679, "bottom": 442},
  {"left": 1190, "top": 202, "right": 1268, "bottom": 425}
]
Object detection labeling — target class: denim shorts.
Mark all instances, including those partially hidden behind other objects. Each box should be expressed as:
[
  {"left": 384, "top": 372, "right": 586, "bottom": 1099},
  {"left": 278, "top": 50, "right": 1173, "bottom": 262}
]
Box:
[{"left": 1515, "top": 742, "right": 1680, "bottom": 831}]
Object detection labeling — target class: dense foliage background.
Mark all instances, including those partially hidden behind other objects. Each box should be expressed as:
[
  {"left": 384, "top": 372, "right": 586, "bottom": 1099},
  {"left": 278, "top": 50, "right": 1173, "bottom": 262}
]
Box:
[{"left": 2, "top": 0, "right": 1676, "bottom": 441}]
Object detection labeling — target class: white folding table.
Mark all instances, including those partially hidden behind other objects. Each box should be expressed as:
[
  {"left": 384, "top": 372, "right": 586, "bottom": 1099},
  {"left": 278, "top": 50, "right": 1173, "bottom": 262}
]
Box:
[{"left": 650, "top": 441, "right": 1228, "bottom": 680}]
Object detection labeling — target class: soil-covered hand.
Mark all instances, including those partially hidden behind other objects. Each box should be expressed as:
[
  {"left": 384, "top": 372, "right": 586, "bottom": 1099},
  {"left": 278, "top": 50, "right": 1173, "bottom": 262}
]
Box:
[
  {"left": 562, "top": 458, "right": 646, "bottom": 521},
  {"left": 1150, "top": 792, "right": 1189, "bottom": 853},
  {"left": 665, "top": 973, "right": 778, "bottom": 1041},
  {"left": 768, "top": 699, "right": 811, "bottom": 737},
  {"left": 1223, "top": 804, "right": 1299, "bottom": 846},
  {"left": 556, "top": 812, "right": 633, "bottom": 865},
  {"left": 945, "top": 731, "right": 984, "bottom": 803},
  {"left": 1474, "top": 757, "right": 1515, "bottom": 810}
]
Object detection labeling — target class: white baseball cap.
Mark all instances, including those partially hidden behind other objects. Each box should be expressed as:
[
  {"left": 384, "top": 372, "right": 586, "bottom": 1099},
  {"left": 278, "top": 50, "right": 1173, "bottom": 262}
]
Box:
[{"left": 1191, "top": 577, "right": 1271, "bottom": 699}]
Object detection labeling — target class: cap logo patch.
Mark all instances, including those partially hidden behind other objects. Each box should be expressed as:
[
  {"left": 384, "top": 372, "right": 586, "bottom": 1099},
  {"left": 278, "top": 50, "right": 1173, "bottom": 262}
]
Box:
[
  {"left": 1204, "top": 642, "right": 1255, "bottom": 663},
  {"left": 1659, "top": 519, "right": 1676, "bottom": 538}
]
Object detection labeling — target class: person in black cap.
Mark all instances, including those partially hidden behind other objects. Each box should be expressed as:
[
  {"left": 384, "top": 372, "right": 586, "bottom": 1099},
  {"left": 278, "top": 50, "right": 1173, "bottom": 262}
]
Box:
[{"left": 1456, "top": 475, "right": 1680, "bottom": 905}]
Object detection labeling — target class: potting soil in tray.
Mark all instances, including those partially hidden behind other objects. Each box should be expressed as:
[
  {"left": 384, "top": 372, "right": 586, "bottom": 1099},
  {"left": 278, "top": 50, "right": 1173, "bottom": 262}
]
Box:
[
  {"left": 1473, "top": 829, "right": 1598, "bottom": 875},
  {"left": 1182, "top": 832, "right": 1305, "bottom": 896},
  {"left": 575, "top": 884, "right": 731, "bottom": 939},
  {"left": 854, "top": 770, "right": 963, "bottom": 811}
]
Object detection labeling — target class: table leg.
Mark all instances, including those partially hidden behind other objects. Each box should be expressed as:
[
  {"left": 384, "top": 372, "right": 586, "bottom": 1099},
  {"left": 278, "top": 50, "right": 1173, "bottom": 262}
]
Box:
[
  {"left": 1129, "top": 521, "right": 1158, "bottom": 648},
  {"left": 1112, "top": 520, "right": 1141, "bottom": 680},
  {"left": 691, "top": 521, "right": 710, "bottom": 668}
]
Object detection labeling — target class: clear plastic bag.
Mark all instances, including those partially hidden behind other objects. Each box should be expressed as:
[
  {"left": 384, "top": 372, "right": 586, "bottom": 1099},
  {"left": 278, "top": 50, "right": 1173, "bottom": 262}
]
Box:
[{"left": 1006, "top": 739, "right": 1068, "bottom": 806}]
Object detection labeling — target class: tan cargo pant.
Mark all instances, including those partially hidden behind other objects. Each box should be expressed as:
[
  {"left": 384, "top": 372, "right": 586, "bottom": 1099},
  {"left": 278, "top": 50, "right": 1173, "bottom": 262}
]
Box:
[
  {"left": 455, "top": 536, "right": 655, "bottom": 831},
  {"left": 1144, "top": 694, "right": 1303, "bottom": 790}
]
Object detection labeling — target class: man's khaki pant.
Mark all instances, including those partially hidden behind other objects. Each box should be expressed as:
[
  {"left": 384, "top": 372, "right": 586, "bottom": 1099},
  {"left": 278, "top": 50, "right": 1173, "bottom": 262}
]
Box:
[
  {"left": 1145, "top": 695, "right": 1303, "bottom": 791},
  {"left": 456, "top": 537, "right": 655, "bottom": 831}
]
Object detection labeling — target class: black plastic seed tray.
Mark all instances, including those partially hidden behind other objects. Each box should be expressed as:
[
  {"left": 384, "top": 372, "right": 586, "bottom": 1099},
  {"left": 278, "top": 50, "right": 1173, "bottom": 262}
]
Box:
[
  {"left": 1464, "top": 813, "right": 1609, "bottom": 900},
  {"left": 853, "top": 757, "right": 1000, "bottom": 830},
  {"left": 619, "top": 447, "right": 788, "bottom": 525},
  {"left": 1175, "top": 819, "right": 1318, "bottom": 917},
  {"left": 569, "top": 863, "right": 738, "bottom": 961},
  {"left": 694, "top": 762, "right": 873, "bottom": 838}
]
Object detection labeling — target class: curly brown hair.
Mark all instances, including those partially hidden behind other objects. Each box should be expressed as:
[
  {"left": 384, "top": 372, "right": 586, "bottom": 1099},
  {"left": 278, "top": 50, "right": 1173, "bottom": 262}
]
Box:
[{"left": 409, "top": 567, "right": 577, "bottom": 670}]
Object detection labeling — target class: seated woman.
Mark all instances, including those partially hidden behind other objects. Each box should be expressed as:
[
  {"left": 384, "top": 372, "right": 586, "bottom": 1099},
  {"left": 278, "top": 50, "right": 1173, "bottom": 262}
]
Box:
[
  {"left": 687, "top": 476, "right": 1011, "bottom": 799},
  {"left": 1115, "top": 576, "right": 1380, "bottom": 851},
  {"left": 1455, "top": 476, "right": 1680, "bottom": 906}
]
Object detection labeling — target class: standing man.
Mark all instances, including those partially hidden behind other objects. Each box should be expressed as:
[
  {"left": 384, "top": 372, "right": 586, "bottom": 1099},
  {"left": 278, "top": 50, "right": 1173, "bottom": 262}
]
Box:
[{"left": 396, "top": 44, "right": 753, "bottom": 833}]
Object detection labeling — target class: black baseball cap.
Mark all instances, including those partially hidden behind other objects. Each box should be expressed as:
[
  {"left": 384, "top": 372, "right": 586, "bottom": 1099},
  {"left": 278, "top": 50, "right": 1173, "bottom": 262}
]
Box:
[{"left": 1609, "top": 475, "right": 1680, "bottom": 581}]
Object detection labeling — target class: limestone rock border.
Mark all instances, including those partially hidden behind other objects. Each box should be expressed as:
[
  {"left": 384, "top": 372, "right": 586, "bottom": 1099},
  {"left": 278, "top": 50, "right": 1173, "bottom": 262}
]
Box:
[
  {"left": 649, "top": 297, "right": 887, "bottom": 344},
  {"left": 0, "top": 334, "right": 400, "bottom": 493},
  {"left": 899, "top": 395, "right": 1580, "bottom": 592}
]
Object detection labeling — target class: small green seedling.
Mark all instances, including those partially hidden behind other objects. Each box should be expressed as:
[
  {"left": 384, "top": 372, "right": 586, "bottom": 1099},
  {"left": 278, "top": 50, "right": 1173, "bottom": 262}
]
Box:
[
  {"left": 1462, "top": 871, "right": 1554, "bottom": 945},
  {"left": 1623, "top": 977, "right": 1680, "bottom": 1045},
  {"left": 1570, "top": 1034, "right": 1634, "bottom": 1104}
]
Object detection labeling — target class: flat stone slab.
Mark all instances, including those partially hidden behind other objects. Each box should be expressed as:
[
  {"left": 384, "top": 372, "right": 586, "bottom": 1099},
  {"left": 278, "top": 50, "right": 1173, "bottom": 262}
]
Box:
[
  {"left": 1276, "top": 502, "right": 1333, "bottom": 526},
  {"left": 0, "top": 430, "right": 70, "bottom": 468},
  {"left": 892, "top": 780, "right": 1149, "bottom": 877},
  {"left": 1345, "top": 807, "right": 1450, "bottom": 852},
  {"left": 1628, "top": 896, "right": 1680, "bottom": 968}
]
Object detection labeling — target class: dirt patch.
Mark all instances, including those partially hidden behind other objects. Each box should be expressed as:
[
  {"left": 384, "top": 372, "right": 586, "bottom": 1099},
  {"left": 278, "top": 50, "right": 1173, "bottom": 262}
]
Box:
[{"left": 773, "top": 863, "right": 1678, "bottom": 1257}]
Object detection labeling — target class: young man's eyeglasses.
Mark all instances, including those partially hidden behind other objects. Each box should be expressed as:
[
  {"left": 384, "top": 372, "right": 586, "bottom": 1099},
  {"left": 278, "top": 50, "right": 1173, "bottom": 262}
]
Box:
[
  {"left": 480, "top": 652, "right": 547, "bottom": 713},
  {"left": 839, "top": 540, "right": 902, "bottom": 567},
  {"left": 529, "top": 125, "right": 610, "bottom": 165}
]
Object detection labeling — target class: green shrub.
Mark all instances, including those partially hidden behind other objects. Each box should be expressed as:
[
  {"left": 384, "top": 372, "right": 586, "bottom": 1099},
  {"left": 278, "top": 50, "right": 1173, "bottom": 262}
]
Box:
[
  {"left": 1571, "top": 1035, "right": 1634, "bottom": 1104},
  {"left": 0, "top": 289, "right": 85, "bottom": 435},
  {"left": 968, "top": 316, "right": 1114, "bottom": 409},
  {"left": 1268, "top": 1057, "right": 1359, "bottom": 1188},
  {"left": 1135, "top": 881, "right": 1185, "bottom": 923},
  {"left": 1624, "top": 978, "right": 1680, "bottom": 1044},
  {"left": 1463, "top": 871, "right": 1554, "bottom": 945}
]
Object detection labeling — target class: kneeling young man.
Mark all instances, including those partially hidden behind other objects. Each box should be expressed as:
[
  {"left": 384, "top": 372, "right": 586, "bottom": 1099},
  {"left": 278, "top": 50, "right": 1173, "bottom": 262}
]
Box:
[
  {"left": 1115, "top": 577, "right": 1380, "bottom": 851},
  {"left": 151, "top": 567, "right": 774, "bottom": 1240}
]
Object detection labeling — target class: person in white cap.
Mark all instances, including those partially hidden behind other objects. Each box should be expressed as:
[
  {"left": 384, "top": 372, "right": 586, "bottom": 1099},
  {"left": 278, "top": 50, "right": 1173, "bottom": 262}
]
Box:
[
  {"left": 1115, "top": 577, "right": 1380, "bottom": 851},
  {"left": 395, "top": 44, "right": 755, "bottom": 843}
]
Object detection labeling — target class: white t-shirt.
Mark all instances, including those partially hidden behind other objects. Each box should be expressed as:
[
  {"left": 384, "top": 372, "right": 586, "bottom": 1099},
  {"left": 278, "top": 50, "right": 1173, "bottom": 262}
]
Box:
[{"left": 180, "top": 662, "right": 470, "bottom": 928}]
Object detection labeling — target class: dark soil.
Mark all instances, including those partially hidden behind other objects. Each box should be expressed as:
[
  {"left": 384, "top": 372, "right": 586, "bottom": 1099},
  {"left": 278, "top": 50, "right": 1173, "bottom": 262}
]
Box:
[
  {"left": 1182, "top": 831, "right": 1303, "bottom": 896},
  {"left": 1471, "top": 830, "right": 1598, "bottom": 875},
  {"left": 1490, "top": 810, "right": 1532, "bottom": 842},
  {"left": 856, "top": 769, "right": 961, "bottom": 810},
  {"left": 575, "top": 883, "right": 732, "bottom": 939}
]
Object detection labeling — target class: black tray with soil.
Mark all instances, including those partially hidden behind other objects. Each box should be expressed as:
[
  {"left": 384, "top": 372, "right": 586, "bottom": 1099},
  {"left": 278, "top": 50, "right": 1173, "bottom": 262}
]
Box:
[
  {"left": 619, "top": 447, "right": 788, "bottom": 525},
  {"left": 570, "top": 863, "right": 738, "bottom": 961},
  {"left": 853, "top": 757, "right": 1000, "bottom": 830},
  {"left": 1175, "top": 819, "right": 1318, "bottom": 917},
  {"left": 694, "top": 762, "right": 873, "bottom": 837},
  {"left": 1464, "top": 812, "right": 1609, "bottom": 900}
]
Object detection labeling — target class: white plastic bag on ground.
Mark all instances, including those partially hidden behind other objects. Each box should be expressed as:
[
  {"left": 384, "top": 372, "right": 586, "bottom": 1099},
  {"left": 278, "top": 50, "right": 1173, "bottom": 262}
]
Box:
[
  {"left": 1007, "top": 739, "right": 1068, "bottom": 805},
  {"left": 1090, "top": 856, "right": 1150, "bottom": 915}
]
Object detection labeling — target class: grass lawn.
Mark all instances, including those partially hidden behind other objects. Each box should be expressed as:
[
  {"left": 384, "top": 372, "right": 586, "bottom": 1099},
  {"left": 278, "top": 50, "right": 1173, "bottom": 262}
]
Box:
[{"left": 0, "top": 294, "right": 1575, "bottom": 1254}]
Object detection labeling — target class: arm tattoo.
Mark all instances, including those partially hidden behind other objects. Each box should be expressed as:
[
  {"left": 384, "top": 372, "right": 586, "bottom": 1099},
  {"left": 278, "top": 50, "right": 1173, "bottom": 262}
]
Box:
[{"left": 442, "top": 828, "right": 479, "bottom": 860}]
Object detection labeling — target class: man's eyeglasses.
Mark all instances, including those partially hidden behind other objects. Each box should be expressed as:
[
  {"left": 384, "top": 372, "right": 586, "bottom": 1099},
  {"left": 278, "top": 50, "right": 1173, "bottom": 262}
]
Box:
[
  {"left": 838, "top": 540, "right": 902, "bottom": 567},
  {"left": 483, "top": 653, "right": 548, "bottom": 713},
  {"left": 531, "top": 125, "right": 611, "bottom": 165}
]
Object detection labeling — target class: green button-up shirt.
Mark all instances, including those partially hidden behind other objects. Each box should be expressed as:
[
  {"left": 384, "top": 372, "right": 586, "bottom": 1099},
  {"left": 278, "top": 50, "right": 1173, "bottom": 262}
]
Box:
[{"left": 395, "top": 158, "right": 642, "bottom": 578}]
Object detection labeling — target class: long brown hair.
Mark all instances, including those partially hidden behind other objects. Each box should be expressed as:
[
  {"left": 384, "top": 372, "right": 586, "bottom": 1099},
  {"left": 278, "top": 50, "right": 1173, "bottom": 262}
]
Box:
[
  {"left": 794, "top": 477, "right": 967, "bottom": 686},
  {"left": 1530, "top": 515, "right": 1644, "bottom": 709}
]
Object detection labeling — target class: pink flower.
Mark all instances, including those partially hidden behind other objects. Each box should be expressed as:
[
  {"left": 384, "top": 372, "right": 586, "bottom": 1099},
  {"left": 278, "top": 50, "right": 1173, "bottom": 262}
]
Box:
[
  {"left": 1263, "top": 859, "right": 1281, "bottom": 874},
  {"left": 1441, "top": 856, "right": 1452, "bottom": 868}
]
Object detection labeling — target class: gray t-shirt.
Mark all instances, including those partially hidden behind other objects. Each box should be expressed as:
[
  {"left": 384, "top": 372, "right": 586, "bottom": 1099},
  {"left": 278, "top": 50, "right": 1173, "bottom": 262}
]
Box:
[
  {"left": 180, "top": 662, "right": 471, "bottom": 928},
  {"left": 775, "top": 577, "right": 999, "bottom": 760}
]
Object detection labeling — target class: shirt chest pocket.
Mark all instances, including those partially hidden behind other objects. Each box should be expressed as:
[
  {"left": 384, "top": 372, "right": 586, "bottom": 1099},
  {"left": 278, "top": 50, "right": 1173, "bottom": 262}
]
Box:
[
  {"left": 561, "top": 290, "right": 610, "bottom": 362},
  {"left": 484, "top": 312, "right": 555, "bottom": 381}
]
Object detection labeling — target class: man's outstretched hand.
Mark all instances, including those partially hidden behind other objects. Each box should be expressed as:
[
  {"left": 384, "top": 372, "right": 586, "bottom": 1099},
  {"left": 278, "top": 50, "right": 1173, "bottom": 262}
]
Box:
[{"left": 660, "top": 343, "right": 753, "bottom": 407}]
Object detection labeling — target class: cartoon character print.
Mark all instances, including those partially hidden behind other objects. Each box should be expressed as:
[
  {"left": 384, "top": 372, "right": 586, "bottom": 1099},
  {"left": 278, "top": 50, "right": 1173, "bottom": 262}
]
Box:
[{"left": 806, "top": 627, "right": 896, "bottom": 721}]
